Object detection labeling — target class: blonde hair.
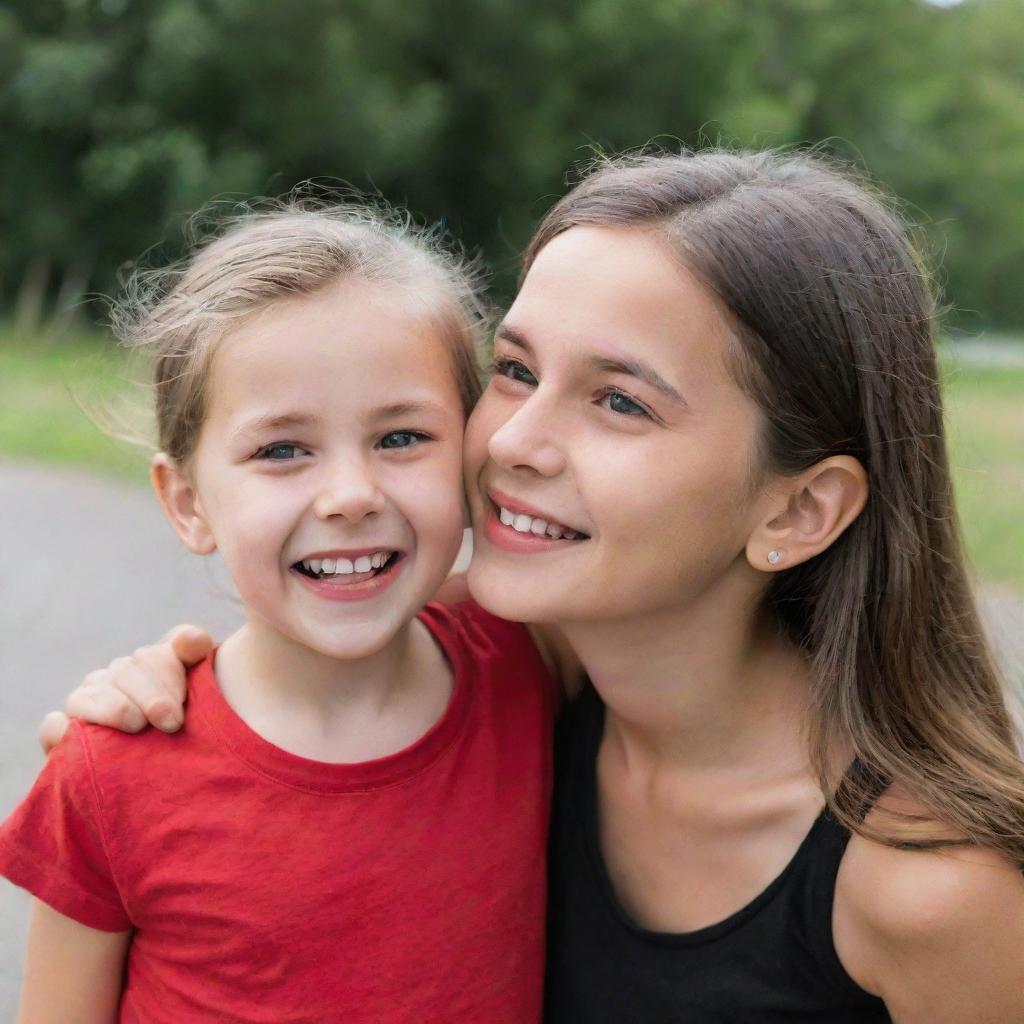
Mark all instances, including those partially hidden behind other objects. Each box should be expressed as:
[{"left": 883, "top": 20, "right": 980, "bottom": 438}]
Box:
[{"left": 112, "top": 195, "right": 488, "bottom": 464}]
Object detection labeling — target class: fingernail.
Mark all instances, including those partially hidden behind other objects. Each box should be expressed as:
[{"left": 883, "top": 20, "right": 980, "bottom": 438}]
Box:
[{"left": 158, "top": 713, "right": 181, "bottom": 731}]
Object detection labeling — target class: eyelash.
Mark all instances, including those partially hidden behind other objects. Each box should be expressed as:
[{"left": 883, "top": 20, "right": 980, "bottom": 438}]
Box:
[
  {"left": 254, "top": 442, "right": 309, "bottom": 461},
  {"left": 253, "top": 432, "right": 432, "bottom": 461},
  {"left": 376, "top": 430, "right": 432, "bottom": 450},
  {"left": 488, "top": 357, "right": 653, "bottom": 420}
]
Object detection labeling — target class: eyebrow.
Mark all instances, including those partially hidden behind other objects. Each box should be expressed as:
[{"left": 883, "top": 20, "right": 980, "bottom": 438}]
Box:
[
  {"left": 230, "top": 401, "right": 449, "bottom": 441},
  {"left": 494, "top": 323, "right": 687, "bottom": 406},
  {"left": 368, "top": 401, "right": 450, "bottom": 421},
  {"left": 230, "top": 413, "right": 318, "bottom": 442}
]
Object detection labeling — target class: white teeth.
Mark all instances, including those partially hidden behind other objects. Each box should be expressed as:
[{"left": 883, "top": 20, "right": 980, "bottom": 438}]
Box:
[
  {"left": 301, "top": 552, "right": 392, "bottom": 576},
  {"left": 497, "top": 505, "right": 581, "bottom": 541}
]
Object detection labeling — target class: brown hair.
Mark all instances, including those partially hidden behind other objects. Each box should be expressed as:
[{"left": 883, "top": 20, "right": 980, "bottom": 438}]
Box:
[
  {"left": 112, "top": 195, "right": 488, "bottom": 464},
  {"left": 527, "top": 148, "right": 1024, "bottom": 865}
]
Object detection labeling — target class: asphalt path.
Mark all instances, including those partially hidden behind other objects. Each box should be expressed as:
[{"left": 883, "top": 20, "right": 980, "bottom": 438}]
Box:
[
  {"left": 0, "top": 461, "right": 244, "bottom": 1016},
  {"left": 0, "top": 460, "right": 1021, "bottom": 1017}
]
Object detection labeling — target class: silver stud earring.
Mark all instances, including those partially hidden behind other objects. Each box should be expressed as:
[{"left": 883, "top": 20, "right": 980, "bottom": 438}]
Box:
[{"left": 767, "top": 550, "right": 782, "bottom": 565}]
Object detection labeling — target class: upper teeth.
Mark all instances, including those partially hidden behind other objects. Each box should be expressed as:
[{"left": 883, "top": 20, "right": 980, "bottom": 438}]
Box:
[
  {"left": 497, "top": 506, "right": 579, "bottom": 540},
  {"left": 301, "top": 552, "right": 390, "bottom": 575}
]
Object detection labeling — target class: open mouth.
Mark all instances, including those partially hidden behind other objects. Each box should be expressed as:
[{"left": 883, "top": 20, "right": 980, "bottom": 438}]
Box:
[
  {"left": 292, "top": 551, "right": 403, "bottom": 581},
  {"left": 492, "top": 502, "right": 590, "bottom": 542}
]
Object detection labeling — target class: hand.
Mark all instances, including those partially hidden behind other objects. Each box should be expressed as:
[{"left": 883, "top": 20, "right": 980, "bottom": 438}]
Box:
[{"left": 37, "top": 626, "right": 214, "bottom": 754}]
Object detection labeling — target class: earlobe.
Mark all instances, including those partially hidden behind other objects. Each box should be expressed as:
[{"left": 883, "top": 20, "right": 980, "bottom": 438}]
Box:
[
  {"left": 746, "top": 456, "right": 868, "bottom": 572},
  {"left": 150, "top": 453, "right": 216, "bottom": 555}
]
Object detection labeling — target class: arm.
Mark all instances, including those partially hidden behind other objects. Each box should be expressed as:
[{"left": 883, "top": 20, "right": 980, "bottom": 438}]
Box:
[
  {"left": 835, "top": 834, "right": 1024, "bottom": 1023},
  {"left": 38, "top": 626, "right": 212, "bottom": 753},
  {"left": 19, "top": 900, "right": 130, "bottom": 1024}
]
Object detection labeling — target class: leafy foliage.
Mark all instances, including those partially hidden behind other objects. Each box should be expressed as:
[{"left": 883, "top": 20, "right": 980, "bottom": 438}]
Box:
[{"left": 1, "top": 0, "right": 1022, "bottom": 326}]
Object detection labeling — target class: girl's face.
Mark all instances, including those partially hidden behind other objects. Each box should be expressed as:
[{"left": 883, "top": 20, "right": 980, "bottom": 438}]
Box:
[
  {"left": 173, "top": 278, "right": 467, "bottom": 661},
  {"left": 464, "top": 225, "right": 771, "bottom": 626}
]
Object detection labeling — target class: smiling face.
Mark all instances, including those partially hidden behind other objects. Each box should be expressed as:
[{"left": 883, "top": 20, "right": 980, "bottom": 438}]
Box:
[
  {"left": 165, "top": 278, "right": 467, "bottom": 661},
  {"left": 464, "top": 225, "right": 772, "bottom": 626}
]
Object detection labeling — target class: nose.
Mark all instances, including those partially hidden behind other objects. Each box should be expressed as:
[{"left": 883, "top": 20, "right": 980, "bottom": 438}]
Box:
[
  {"left": 313, "top": 456, "right": 386, "bottom": 523},
  {"left": 486, "top": 391, "right": 567, "bottom": 478}
]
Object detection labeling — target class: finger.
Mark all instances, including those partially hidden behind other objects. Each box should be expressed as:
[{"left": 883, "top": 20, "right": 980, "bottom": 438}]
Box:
[
  {"left": 164, "top": 625, "right": 214, "bottom": 668},
  {"left": 127, "top": 644, "right": 191, "bottom": 719},
  {"left": 66, "top": 677, "right": 149, "bottom": 733},
  {"left": 37, "top": 711, "right": 70, "bottom": 754},
  {"left": 108, "top": 656, "right": 185, "bottom": 732}
]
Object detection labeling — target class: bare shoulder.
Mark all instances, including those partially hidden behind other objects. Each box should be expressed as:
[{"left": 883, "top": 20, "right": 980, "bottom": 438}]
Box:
[{"left": 834, "top": 790, "right": 1024, "bottom": 1022}]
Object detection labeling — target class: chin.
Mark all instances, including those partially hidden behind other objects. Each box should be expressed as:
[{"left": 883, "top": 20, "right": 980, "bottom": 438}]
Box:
[{"left": 466, "top": 561, "right": 561, "bottom": 625}]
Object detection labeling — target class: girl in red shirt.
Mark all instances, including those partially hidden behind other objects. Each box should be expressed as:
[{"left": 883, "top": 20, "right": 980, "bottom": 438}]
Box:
[{"left": 0, "top": 202, "right": 557, "bottom": 1023}]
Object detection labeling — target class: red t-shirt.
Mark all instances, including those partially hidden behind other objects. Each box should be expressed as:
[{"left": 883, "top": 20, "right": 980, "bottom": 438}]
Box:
[{"left": 0, "top": 601, "right": 556, "bottom": 1023}]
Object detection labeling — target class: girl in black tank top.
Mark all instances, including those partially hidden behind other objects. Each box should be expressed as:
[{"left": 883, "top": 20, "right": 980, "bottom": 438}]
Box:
[
  {"left": 492, "top": 151, "right": 1024, "bottom": 1022},
  {"left": 546, "top": 686, "right": 891, "bottom": 1023}
]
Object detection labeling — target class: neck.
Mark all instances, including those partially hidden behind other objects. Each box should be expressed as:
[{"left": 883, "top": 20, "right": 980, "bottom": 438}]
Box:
[
  {"left": 213, "top": 612, "right": 449, "bottom": 761},
  {"left": 562, "top": 579, "right": 813, "bottom": 778}
]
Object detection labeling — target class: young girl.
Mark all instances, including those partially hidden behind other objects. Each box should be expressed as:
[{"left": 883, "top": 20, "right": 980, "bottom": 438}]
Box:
[
  {"left": 0, "top": 202, "right": 559, "bottom": 1022},
  {"left": 43, "top": 151, "right": 1024, "bottom": 1021}
]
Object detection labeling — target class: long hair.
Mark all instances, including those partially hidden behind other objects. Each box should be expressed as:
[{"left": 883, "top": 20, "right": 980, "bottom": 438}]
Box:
[{"left": 525, "top": 148, "right": 1024, "bottom": 865}]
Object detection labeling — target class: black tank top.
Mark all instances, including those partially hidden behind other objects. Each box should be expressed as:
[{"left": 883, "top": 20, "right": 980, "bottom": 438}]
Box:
[{"left": 545, "top": 684, "right": 892, "bottom": 1023}]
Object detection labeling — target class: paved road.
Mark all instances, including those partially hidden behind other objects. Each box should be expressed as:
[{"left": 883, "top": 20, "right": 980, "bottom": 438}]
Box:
[
  {"left": 0, "top": 461, "right": 244, "bottom": 1016},
  {"left": 0, "top": 461, "right": 1020, "bottom": 1017}
]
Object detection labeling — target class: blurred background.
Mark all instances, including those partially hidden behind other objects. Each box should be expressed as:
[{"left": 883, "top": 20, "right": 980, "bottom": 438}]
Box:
[{"left": 1, "top": 0, "right": 1022, "bottom": 1012}]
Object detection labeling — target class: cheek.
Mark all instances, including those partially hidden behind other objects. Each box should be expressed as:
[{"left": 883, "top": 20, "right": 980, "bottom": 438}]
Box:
[
  {"left": 389, "top": 451, "right": 466, "bottom": 543},
  {"left": 203, "top": 480, "right": 297, "bottom": 563},
  {"left": 586, "top": 439, "right": 758, "bottom": 563},
  {"left": 463, "top": 392, "right": 503, "bottom": 484}
]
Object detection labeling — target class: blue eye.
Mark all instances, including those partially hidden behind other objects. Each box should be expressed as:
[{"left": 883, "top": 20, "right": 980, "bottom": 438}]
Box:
[
  {"left": 379, "top": 431, "right": 429, "bottom": 450},
  {"left": 256, "top": 442, "right": 308, "bottom": 460},
  {"left": 600, "top": 390, "right": 650, "bottom": 418},
  {"left": 491, "top": 358, "right": 538, "bottom": 387}
]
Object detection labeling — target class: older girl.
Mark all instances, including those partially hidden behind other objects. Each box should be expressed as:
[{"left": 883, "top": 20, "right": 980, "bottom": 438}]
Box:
[{"left": 45, "top": 151, "right": 1024, "bottom": 1021}]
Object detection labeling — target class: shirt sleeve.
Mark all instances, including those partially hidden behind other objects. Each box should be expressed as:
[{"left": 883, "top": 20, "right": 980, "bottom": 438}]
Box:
[{"left": 0, "top": 724, "right": 131, "bottom": 931}]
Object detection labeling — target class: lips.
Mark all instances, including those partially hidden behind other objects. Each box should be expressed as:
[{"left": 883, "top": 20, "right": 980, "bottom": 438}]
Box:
[
  {"left": 486, "top": 488, "right": 590, "bottom": 540},
  {"left": 482, "top": 488, "right": 590, "bottom": 554},
  {"left": 290, "top": 550, "right": 405, "bottom": 601}
]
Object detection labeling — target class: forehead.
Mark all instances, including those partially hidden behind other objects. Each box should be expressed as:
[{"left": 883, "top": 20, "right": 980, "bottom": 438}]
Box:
[
  {"left": 206, "top": 278, "right": 461, "bottom": 416},
  {"left": 509, "top": 226, "right": 734, "bottom": 382}
]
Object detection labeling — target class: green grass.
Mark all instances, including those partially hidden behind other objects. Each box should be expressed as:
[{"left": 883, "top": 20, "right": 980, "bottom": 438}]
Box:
[
  {"left": 1, "top": 332, "right": 1022, "bottom": 590},
  {"left": 0, "top": 333, "right": 152, "bottom": 480},
  {"left": 943, "top": 358, "right": 1024, "bottom": 592}
]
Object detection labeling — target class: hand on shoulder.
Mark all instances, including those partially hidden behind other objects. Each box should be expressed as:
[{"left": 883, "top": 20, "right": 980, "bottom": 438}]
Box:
[{"left": 37, "top": 625, "right": 212, "bottom": 754}]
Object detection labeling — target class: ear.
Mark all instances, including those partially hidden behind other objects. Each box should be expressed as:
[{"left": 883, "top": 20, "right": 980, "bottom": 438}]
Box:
[
  {"left": 746, "top": 456, "right": 868, "bottom": 573},
  {"left": 150, "top": 453, "right": 216, "bottom": 556}
]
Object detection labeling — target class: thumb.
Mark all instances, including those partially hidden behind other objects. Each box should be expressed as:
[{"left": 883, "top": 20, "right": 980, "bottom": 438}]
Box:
[
  {"left": 38, "top": 711, "right": 70, "bottom": 755},
  {"left": 166, "top": 625, "right": 214, "bottom": 667}
]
